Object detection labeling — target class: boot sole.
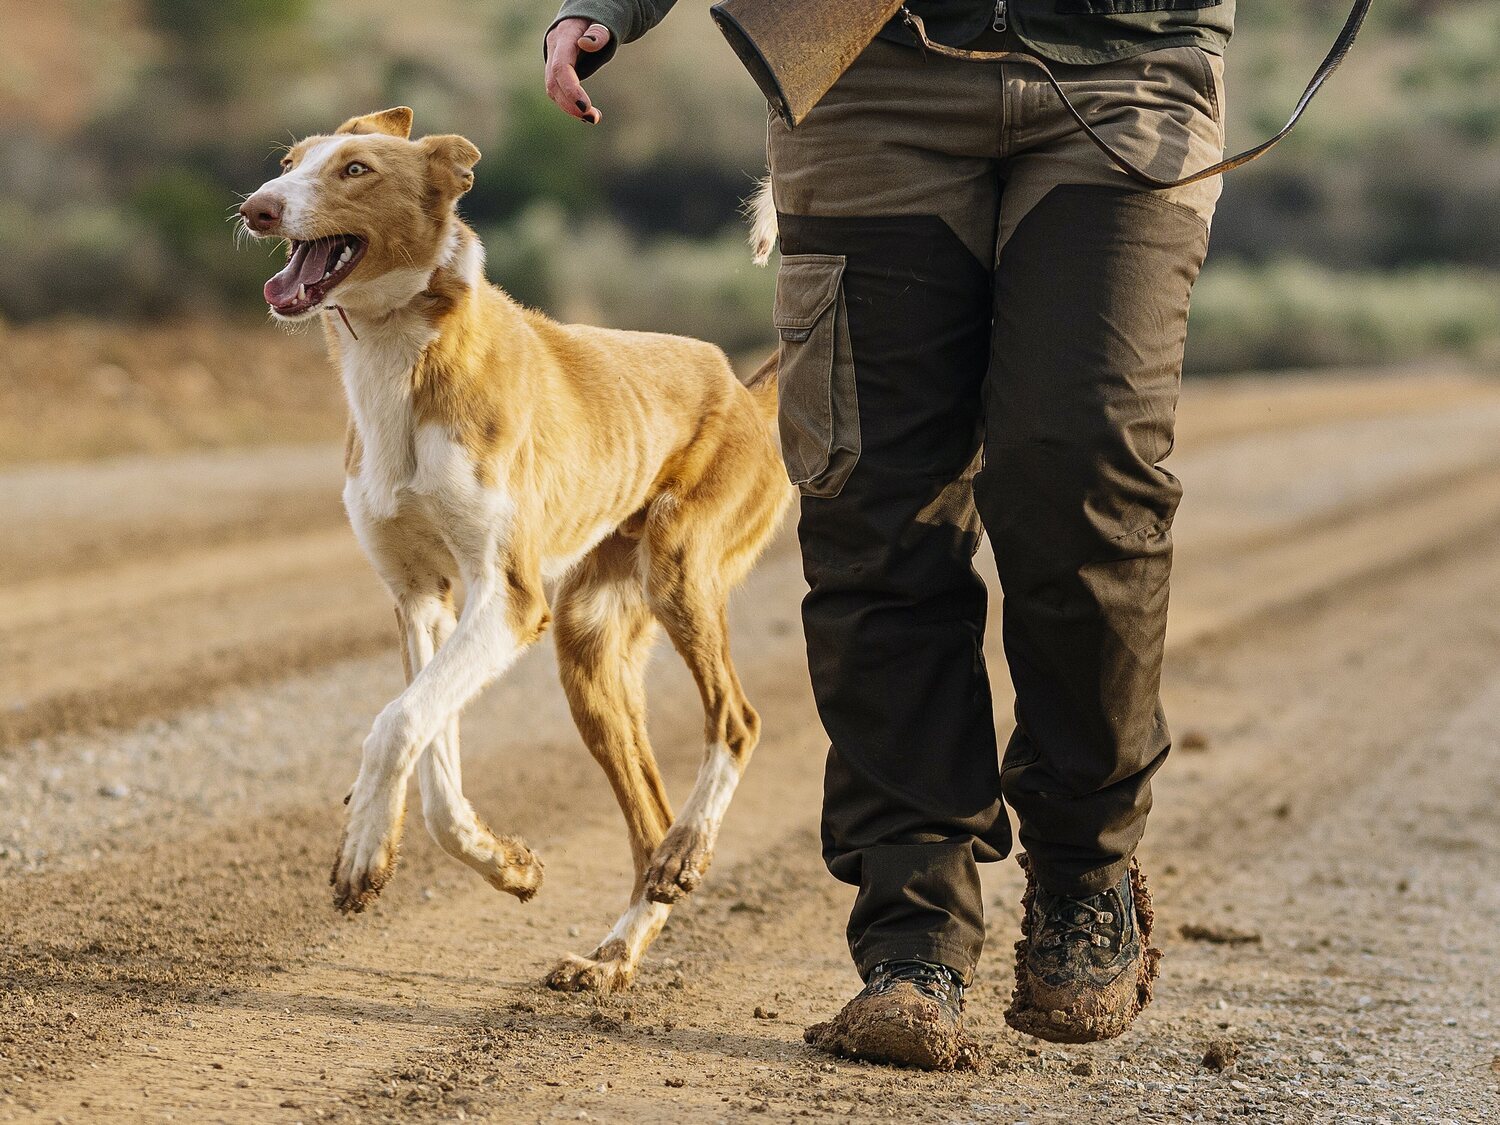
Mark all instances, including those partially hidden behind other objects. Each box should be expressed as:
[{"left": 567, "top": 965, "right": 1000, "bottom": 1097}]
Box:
[
  {"left": 804, "top": 985, "right": 985, "bottom": 1071},
  {"left": 805, "top": 1013, "right": 956, "bottom": 1070}
]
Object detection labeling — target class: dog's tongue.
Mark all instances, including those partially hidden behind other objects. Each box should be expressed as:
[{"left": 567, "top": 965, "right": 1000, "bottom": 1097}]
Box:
[{"left": 265, "top": 239, "right": 336, "bottom": 306}]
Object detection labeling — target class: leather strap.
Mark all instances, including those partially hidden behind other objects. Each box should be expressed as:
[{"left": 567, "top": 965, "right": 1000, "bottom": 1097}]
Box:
[{"left": 899, "top": 0, "right": 1372, "bottom": 189}]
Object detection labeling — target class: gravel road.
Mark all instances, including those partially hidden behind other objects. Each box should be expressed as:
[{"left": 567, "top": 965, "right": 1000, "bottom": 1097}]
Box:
[{"left": 3, "top": 368, "right": 1499, "bottom": 1123}]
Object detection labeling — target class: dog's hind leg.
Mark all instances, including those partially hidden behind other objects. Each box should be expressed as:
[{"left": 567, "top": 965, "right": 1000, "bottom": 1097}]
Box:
[
  {"left": 640, "top": 523, "right": 762, "bottom": 907},
  {"left": 545, "top": 534, "right": 676, "bottom": 993},
  {"left": 402, "top": 595, "right": 544, "bottom": 902}
]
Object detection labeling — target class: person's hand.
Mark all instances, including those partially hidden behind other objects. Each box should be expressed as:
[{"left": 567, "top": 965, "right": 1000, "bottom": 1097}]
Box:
[{"left": 545, "top": 18, "right": 611, "bottom": 125}]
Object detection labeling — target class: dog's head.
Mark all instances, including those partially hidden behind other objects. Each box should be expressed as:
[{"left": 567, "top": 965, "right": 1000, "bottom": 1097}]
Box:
[{"left": 239, "top": 107, "right": 481, "bottom": 322}]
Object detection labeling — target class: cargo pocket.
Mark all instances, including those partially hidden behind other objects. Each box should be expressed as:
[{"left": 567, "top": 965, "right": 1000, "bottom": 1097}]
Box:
[{"left": 773, "top": 253, "right": 860, "bottom": 498}]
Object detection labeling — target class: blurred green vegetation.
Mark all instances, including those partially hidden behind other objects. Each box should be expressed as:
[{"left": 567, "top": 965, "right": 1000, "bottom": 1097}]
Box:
[
  {"left": 1186, "top": 261, "right": 1500, "bottom": 373},
  {"left": 0, "top": 0, "right": 1495, "bottom": 371}
]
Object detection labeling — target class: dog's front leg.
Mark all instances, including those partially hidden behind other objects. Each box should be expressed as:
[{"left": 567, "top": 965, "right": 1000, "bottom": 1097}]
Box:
[
  {"left": 332, "top": 566, "right": 550, "bottom": 913},
  {"left": 406, "top": 596, "right": 544, "bottom": 902}
]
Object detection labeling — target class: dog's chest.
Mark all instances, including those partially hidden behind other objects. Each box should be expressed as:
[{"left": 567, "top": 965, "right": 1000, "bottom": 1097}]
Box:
[
  {"left": 340, "top": 326, "right": 511, "bottom": 569},
  {"left": 348, "top": 423, "right": 510, "bottom": 560}
]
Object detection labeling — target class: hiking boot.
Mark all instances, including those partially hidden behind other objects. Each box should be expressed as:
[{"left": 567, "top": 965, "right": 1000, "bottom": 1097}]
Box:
[
  {"left": 1005, "top": 852, "right": 1161, "bottom": 1043},
  {"left": 804, "top": 959, "right": 982, "bottom": 1071}
]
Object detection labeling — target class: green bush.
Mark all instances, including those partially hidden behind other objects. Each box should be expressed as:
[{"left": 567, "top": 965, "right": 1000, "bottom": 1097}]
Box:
[
  {"left": 471, "top": 88, "right": 606, "bottom": 222},
  {"left": 145, "top": 0, "right": 311, "bottom": 42},
  {"left": 0, "top": 201, "right": 169, "bottom": 320},
  {"left": 481, "top": 206, "right": 774, "bottom": 356},
  {"left": 2, "top": 0, "right": 1497, "bottom": 358},
  {"left": 1185, "top": 261, "right": 1500, "bottom": 373},
  {"left": 132, "top": 168, "right": 232, "bottom": 258}
]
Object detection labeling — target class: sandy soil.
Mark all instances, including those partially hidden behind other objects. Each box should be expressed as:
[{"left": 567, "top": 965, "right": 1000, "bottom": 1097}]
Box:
[
  {"left": 0, "top": 320, "right": 338, "bottom": 468},
  {"left": 3, "top": 367, "right": 1500, "bottom": 1123}
]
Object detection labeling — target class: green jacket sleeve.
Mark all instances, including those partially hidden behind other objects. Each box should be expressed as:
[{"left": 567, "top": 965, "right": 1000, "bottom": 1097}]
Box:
[{"left": 546, "top": 0, "right": 680, "bottom": 80}]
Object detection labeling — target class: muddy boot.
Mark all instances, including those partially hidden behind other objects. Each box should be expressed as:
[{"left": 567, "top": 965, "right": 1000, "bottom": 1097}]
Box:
[
  {"left": 1005, "top": 853, "right": 1161, "bottom": 1043},
  {"left": 805, "top": 960, "right": 983, "bottom": 1071}
]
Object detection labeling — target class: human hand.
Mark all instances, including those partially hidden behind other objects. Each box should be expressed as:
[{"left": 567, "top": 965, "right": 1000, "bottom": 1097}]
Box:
[{"left": 544, "top": 18, "right": 612, "bottom": 125}]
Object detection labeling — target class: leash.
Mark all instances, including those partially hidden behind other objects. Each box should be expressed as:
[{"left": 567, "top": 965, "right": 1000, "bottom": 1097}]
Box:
[
  {"left": 331, "top": 304, "right": 359, "bottom": 340},
  {"left": 900, "top": 0, "right": 1372, "bottom": 189}
]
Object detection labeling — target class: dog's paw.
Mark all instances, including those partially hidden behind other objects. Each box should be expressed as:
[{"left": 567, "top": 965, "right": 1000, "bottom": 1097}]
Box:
[
  {"left": 479, "top": 835, "right": 544, "bottom": 902},
  {"left": 544, "top": 943, "right": 635, "bottom": 995},
  {"left": 330, "top": 822, "right": 400, "bottom": 914},
  {"left": 430, "top": 814, "right": 545, "bottom": 902},
  {"left": 643, "top": 824, "right": 712, "bottom": 904}
]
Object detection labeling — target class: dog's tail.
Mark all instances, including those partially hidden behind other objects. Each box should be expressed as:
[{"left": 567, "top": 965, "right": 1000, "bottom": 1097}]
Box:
[
  {"left": 740, "top": 350, "right": 779, "bottom": 424},
  {"left": 745, "top": 177, "right": 778, "bottom": 267},
  {"left": 740, "top": 179, "right": 780, "bottom": 424}
]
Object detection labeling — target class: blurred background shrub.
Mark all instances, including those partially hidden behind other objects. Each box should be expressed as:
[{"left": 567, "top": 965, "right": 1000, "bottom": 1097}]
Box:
[
  {"left": 0, "top": 0, "right": 1495, "bottom": 373},
  {"left": 1186, "top": 261, "right": 1500, "bottom": 373}
]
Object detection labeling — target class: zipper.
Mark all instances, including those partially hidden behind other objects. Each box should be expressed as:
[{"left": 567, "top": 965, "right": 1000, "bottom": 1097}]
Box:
[{"left": 993, "top": 0, "right": 1008, "bottom": 32}]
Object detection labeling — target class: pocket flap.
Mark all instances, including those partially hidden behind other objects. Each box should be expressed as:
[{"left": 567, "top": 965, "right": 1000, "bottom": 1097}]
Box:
[{"left": 773, "top": 254, "right": 847, "bottom": 339}]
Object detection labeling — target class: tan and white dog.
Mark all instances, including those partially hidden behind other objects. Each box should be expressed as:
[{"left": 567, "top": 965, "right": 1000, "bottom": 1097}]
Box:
[{"left": 239, "top": 107, "right": 791, "bottom": 992}]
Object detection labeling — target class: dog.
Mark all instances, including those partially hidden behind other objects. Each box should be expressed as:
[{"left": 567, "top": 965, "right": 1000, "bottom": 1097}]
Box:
[{"left": 239, "top": 106, "right": 791, "bottom": 992}]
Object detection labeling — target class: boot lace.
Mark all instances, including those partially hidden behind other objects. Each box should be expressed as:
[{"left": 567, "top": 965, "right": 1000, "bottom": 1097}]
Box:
[
  {"left": 869, "top": 959, "right": 963, "bottom": 1004},
  {"left": 1039, "top": 892, "right": 1120, "bottom": 951}
]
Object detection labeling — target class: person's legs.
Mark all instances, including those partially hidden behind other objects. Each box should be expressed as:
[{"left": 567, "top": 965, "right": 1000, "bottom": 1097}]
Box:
[
  {"left": 980, "top": 180, "right": 1207, "bottom": 895},
  {"left": 981, "top": 42, "right": 1224, "bottom": 897},
  {"left": 767, "top": 41, "right": 1006, "bottom": 986},
  {"left": 975, "top": 43, "right": 1225, "bottom": 1041}
]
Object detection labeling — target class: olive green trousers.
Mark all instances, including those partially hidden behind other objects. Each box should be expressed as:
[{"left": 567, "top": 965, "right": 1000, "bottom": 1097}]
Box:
[{"left": 767, "top": 34, "right": 1225, "bottom": 983}]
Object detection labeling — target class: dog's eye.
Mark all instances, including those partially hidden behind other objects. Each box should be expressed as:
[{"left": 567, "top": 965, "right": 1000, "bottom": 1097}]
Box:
[
  {"left": 279, "top": 158, "right": 292, "bottom": 174},
  {"left": 344, "top": 162, "right": 370, "bottom": 177}
]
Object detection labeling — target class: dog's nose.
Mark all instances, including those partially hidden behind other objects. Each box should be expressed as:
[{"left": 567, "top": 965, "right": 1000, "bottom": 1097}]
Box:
[{"left": 240, "top": 193, "right": 283, "bottom": 233}]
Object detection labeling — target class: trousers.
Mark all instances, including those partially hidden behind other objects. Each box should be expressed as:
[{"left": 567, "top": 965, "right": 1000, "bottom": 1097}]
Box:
[{"left": 766, "top": 33, "right": 1225, "bottom": 981}]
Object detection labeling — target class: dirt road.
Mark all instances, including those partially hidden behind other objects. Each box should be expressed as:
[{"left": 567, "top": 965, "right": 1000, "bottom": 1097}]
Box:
[{"left": 3, "top": 367, "right": 1500, "bottom": 1123}]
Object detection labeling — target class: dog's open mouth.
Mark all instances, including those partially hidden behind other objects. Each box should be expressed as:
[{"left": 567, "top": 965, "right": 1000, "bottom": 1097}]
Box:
[{"left": 264, "top": 234, "right": 367, "bottom": 316}]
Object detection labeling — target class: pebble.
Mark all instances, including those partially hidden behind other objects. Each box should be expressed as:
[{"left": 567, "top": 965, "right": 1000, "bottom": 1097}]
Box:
[
  {"left": 98, "top": 783, "right": 130, "bottom": 799},
  {"left": 1202, "top": 1039, "right": 1239, "bottom": 1072}
]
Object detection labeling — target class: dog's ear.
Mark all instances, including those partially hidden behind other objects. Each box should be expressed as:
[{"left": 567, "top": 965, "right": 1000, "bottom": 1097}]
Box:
[
  {"left": 420, "top": 135, "right": 482, "bottom": 199},
  {"left": 336, "top": 107, "right": 415, "bottom": 138}
]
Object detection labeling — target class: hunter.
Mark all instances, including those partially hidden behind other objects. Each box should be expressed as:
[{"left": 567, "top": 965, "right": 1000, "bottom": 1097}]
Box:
[{"left": 544, "top": 0, "right": 1231, "bottom": 1069}]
